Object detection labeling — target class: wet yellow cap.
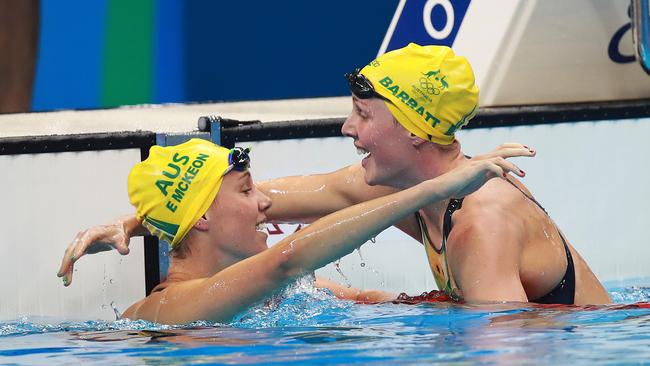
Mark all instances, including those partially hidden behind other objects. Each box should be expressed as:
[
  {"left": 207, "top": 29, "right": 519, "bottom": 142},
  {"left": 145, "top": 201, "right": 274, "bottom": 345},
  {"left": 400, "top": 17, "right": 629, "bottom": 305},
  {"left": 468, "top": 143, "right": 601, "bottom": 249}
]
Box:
[
  {"left": 128, "top": 138, "right": 232, "bottom": 248},
  {"left": 361, "top": 43, "right": 479, "bottom": 145}
]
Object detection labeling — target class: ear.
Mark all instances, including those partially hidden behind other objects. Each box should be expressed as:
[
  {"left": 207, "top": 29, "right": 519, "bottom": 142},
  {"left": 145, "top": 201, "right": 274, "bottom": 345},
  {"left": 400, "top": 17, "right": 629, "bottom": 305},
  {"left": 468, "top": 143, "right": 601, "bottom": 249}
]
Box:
[
  {"left": 408, "top": 133, "right": 428, "bottom": 147},
  {"left": 193, "top": 215, "right": 209, "bottom": 232}
]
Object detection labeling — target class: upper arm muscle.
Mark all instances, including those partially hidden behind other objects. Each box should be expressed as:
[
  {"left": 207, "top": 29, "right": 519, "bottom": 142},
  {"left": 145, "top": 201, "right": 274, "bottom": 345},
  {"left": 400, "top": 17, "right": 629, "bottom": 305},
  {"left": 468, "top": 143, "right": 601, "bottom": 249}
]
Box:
[
  {"left": 257, "top": 164, "right": 398, "bottom": 223},
  {"left": 131, "top": 250, "right": 289, "bottom": 324},
  {"left": 447, "top": 209, "right": 528, "bottom": 303}
]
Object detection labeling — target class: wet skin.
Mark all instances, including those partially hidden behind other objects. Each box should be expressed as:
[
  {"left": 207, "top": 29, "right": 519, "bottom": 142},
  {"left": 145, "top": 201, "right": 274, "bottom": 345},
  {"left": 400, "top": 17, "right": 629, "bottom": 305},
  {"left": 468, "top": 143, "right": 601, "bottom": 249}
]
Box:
[{"left": 57, "top": 97, "right": 607, "bottom": 306}]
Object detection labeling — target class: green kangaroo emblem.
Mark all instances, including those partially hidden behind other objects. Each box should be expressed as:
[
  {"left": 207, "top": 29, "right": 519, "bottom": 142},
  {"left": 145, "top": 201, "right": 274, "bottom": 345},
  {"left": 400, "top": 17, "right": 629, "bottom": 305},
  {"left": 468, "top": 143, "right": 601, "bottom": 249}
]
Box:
[
  {"left": 440, "top": 76, "right": 448, "bottom": 89},
  {"left": 421, "top": 70, "right": 449, "bottom": 93},
  {"left": 422, "top": 70, "right": 440, "bottom": 78}
]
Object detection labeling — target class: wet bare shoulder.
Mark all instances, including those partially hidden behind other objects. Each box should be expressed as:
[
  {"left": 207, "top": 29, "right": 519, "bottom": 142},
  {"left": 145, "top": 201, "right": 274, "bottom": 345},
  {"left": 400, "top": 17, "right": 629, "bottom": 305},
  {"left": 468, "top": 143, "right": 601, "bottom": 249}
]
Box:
[
  {"left": 461, "top": 177, "right": 523, "bottom": 213},
  {"left": 120, "top": 290, "right": 166, "bottom": 321}
]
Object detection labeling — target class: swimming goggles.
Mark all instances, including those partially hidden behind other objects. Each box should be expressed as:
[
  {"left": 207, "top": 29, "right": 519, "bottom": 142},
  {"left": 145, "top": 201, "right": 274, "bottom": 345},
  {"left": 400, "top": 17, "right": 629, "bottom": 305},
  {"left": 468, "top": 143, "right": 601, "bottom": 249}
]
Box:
[
  {"left": 345, "top": 68, "right": 391, "bottom": 102},
  {"left": 226, "top": 147, "right": 251, "bottom": 174}
]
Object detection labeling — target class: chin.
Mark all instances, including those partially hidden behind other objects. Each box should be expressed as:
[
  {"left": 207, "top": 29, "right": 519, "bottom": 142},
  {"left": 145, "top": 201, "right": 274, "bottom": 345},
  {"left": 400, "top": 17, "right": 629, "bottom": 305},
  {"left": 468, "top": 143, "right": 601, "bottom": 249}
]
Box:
[
  {"left": 364, "top": 175, "right": 377, "bottom": 186},
  {"left": 256, "top": 232, "right": 269, "bottom": 248},
  {"left": 364, "top": 168, "right": 390, "bottom": 187},
  {"left": 362, "top": 166, "right": 380, "bottom": 186}
]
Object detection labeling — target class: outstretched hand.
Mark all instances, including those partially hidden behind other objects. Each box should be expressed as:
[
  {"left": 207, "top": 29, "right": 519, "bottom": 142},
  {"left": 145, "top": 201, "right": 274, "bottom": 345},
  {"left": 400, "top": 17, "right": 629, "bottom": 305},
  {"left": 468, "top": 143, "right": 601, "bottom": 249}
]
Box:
[
  {"left": 437, "top": 155, "right": 526, "bottom": 200},
  {"left": 473, "top": 143, "right": 536, "bottom": 160},
  {"left": 57, "top": 221, "right": 132, "bottom": 286}
]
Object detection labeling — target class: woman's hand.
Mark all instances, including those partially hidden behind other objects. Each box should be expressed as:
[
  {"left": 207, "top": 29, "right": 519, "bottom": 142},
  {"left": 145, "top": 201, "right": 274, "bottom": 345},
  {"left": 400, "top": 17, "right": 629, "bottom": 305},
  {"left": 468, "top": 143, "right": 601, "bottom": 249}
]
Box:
[
  {"left": 473, "top": 143, "right": 536, "bottom": 160},
  {"left": 57, "top": 219, "right": 133, "bottom": 286},
  {"left": 436, "top": 156, "right": 526, "bottom": 199}
]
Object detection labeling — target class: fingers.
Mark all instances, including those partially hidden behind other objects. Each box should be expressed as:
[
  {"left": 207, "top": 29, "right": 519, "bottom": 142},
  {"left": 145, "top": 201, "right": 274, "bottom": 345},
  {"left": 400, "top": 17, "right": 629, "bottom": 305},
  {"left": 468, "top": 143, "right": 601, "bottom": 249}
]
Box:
[
  {"left": 116, "top": 243, "right": 131, "bottom": 255},
  {"left": 58, "top": 230, "right": 88, "bottom": 286},
  {"left": 113, "top": 224, "right": 131, "bottom": 255},
  {"left": 57, "top": 231, "right": 83, "bottom": 277},
  {"left": 57, "top": 223, "right": 133, "bottom": 286},
  {"left": 57, "top": 248, "right": 74, "bottom": 287},
  {"left": 493, "top": 147, "right": 536, "bottom": 159},
  {"left": 474, "top": 144, "right": 536, "bottom": 161},
  {"left": 496, "top": 142, "right": 528, "bottom": 150},
  {"left": 488, "top": 157, "right": 525, "bottom": 177}
]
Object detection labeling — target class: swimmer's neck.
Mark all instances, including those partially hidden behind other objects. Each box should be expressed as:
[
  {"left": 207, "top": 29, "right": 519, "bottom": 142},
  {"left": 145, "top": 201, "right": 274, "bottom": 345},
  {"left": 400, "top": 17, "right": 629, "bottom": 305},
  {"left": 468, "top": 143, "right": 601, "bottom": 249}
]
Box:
[
  {"left": 392, "top": 140, "right": 468, "bottom": 189},
  {"left": 164, "top": 236, "right": 249, "bottom": 285}
]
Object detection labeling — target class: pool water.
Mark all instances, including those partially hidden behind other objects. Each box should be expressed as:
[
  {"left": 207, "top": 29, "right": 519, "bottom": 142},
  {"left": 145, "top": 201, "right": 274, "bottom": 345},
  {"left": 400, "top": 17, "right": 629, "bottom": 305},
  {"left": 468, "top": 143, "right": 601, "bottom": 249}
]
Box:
[{"left": 2, "top": 279, "right": 650, "bottom": 365}]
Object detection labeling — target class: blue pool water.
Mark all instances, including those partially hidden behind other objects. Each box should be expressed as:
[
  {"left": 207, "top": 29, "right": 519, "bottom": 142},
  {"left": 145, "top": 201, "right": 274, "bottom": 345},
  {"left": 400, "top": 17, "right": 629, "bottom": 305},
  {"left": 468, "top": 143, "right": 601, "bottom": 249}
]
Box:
[{"left": 2, "top": 280, "right": 650, "bottom": 365}]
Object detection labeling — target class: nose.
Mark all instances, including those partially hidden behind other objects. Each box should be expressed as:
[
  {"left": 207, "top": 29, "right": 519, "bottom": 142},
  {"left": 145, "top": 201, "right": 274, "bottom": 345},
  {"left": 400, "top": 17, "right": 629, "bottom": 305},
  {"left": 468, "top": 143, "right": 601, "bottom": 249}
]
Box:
[
  {"left": 341, "top": 114, "right": 357, "bottom": 139},
  {"left": 258, "top": 190, "right": 272, "bottom": 213}
]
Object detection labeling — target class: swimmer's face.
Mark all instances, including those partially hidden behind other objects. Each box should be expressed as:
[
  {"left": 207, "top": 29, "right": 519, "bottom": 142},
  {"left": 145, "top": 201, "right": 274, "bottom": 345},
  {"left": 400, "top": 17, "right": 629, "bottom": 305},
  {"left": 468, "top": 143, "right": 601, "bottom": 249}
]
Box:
[
  {"left": 341, "top": 96, "right": 415, "bottom": 186},
  {"left": 204, "top": 170, "right": 271, "bottom": 259}
]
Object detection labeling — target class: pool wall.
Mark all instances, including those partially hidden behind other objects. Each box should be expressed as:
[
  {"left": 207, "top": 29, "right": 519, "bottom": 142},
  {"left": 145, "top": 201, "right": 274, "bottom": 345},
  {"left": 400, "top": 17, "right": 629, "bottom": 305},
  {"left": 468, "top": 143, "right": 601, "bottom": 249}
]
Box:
[{"left": 0, "top": 98, "right": 649, "bottom": 320}]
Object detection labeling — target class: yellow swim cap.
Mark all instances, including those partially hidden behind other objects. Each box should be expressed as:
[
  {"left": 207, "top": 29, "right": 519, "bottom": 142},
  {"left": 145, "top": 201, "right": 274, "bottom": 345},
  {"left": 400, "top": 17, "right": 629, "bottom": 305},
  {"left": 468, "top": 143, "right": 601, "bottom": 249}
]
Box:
[
  {"left": 360, "top": 43, "right": 479, "bottom": 145},
  {"left": 128, "top": 138, "right": 240, "bottom": 248}
]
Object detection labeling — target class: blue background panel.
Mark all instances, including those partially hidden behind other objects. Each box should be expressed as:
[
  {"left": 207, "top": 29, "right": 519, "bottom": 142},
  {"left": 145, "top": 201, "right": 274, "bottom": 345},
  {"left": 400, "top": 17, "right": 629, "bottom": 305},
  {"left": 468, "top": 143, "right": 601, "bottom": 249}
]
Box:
[
  {"left": 32, "top": 0, "right": 107, "bottom": 111},
  {"left": 183, "top": 1, "right": 398, "bottom": 101}
]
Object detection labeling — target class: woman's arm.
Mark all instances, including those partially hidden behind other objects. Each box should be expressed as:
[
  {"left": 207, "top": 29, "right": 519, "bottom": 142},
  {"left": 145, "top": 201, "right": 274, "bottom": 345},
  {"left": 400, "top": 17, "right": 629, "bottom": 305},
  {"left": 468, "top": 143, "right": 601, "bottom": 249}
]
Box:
[
  {"left": 314, "top": 276, "right": 396, "bottom": 302},
  {"left": 57, "top": 144, "right": 534, "bottom": 285},
  {"left": 258, "top": 143, "right": 534, "bottom": 224},
  {"left": 57, "top": 214, "right": 145, "bottom": 285},
  {"left": 137, "top": 157, "right": 522, "bottom": 324},
  {"left": 257, "top": 163, "right": 399, "bottom": 224}
]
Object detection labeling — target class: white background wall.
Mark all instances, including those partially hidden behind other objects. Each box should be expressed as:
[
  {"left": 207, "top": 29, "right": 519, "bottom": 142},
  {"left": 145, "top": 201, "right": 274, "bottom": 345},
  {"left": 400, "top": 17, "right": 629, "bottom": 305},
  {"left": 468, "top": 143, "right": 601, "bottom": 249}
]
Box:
[{"left": 0, "top": 149, "right": 145, "bottom": 321}]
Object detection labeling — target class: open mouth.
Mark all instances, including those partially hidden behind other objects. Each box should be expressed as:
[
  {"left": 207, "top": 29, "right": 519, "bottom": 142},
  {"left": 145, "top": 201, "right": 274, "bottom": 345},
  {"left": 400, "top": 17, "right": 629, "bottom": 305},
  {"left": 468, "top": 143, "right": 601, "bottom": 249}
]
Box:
[
  {"left": 256, "top": 222, "right": 267, "bottom": 233},
  {"left": 356, "top": 147, "right": 371, "bottom": 159}
]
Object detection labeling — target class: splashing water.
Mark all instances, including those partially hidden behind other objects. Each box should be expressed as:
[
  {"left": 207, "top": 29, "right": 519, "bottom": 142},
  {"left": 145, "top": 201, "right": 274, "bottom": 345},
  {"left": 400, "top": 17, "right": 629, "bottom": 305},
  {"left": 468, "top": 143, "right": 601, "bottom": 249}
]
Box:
[
  {"left": 111, "top": 302, "right": 121, "bottom": 320},
  {"left": 356, "top": 248, "right": 365, "bottom": 267},
  {"left": 333, "top": 260, "right": 352, "bottom": 288},
  {"left": 234, "top": 276, "right": 351, "bottom": 328}
]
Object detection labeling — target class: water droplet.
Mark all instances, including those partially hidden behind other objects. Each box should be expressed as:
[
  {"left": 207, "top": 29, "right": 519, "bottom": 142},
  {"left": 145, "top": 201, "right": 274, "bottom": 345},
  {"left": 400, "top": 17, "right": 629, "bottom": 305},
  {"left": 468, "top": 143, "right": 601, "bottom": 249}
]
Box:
[
  {"left": 356, "top": 248, "right": 366, "bottom": 268},
  {"left": 334, "top": 260, "right": 351, "bottom": 288},
  {"left": 109, "top": 279, "right": 114, "bottom": 284},
  {"left": 370, "top": 237, "right": 376, "bottom": 243},
  {"left": 110, "top": 301, "right": 121, "bottom": 320}
]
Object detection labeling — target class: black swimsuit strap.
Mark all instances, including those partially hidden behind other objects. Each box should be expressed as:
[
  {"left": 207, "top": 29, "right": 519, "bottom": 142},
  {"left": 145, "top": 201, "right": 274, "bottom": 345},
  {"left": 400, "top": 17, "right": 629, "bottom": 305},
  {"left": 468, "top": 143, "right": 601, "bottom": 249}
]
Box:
[
  {"left": 443, "top": 198, "right": 464, "bottom": 239},
  {"left": 416, "top": 198, "right": 463, "bottom": 254},
  {"left": 502, "top": 178, "right": 576, "bottom": 304},
  {"left": 534, "top": 233, "right": 575, "bottom": 304}
]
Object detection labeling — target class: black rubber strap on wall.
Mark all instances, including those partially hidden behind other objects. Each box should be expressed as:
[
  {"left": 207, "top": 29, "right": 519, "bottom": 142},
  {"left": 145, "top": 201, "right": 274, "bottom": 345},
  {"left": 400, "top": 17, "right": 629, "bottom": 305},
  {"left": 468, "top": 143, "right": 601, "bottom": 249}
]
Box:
[
  {"left": 220, "top": 98, "right": 650, "bottom": 144},
  {"left": 471, "top": 98, "right": 650, "bottom": 128},
  {"left": 0, "top": 131, "right": 157, "bottom": 155}
]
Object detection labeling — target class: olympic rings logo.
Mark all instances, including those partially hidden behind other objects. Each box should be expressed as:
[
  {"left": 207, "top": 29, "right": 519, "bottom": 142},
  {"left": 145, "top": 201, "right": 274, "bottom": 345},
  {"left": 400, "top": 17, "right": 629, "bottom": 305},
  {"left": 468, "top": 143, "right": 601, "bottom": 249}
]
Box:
[{"left": 419, "top": 77, "right": 441, "bottom": 95}]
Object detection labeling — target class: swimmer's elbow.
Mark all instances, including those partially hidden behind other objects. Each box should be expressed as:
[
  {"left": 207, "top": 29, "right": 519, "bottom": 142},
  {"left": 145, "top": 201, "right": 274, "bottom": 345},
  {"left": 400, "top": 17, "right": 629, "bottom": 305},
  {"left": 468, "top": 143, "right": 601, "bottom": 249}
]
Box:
[
  {"left": 269, "top": 243, "right": 310, "bottom": 281},
  {"left": 264, "top": 245, "right": 299, "bottom": 283}
]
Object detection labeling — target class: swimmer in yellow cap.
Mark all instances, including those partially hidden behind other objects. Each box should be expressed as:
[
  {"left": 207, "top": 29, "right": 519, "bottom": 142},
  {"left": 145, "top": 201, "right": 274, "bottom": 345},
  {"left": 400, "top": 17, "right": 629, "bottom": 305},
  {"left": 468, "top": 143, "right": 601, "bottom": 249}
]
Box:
[
  {"left": 60, "top": 138, "right": 523, "bottom": 323},
  {"left": 338, "top": 44, "right": 607, "bottom": 304},
  {"left": 59, "top": 43, "right": 609, "bottom": 306}
]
